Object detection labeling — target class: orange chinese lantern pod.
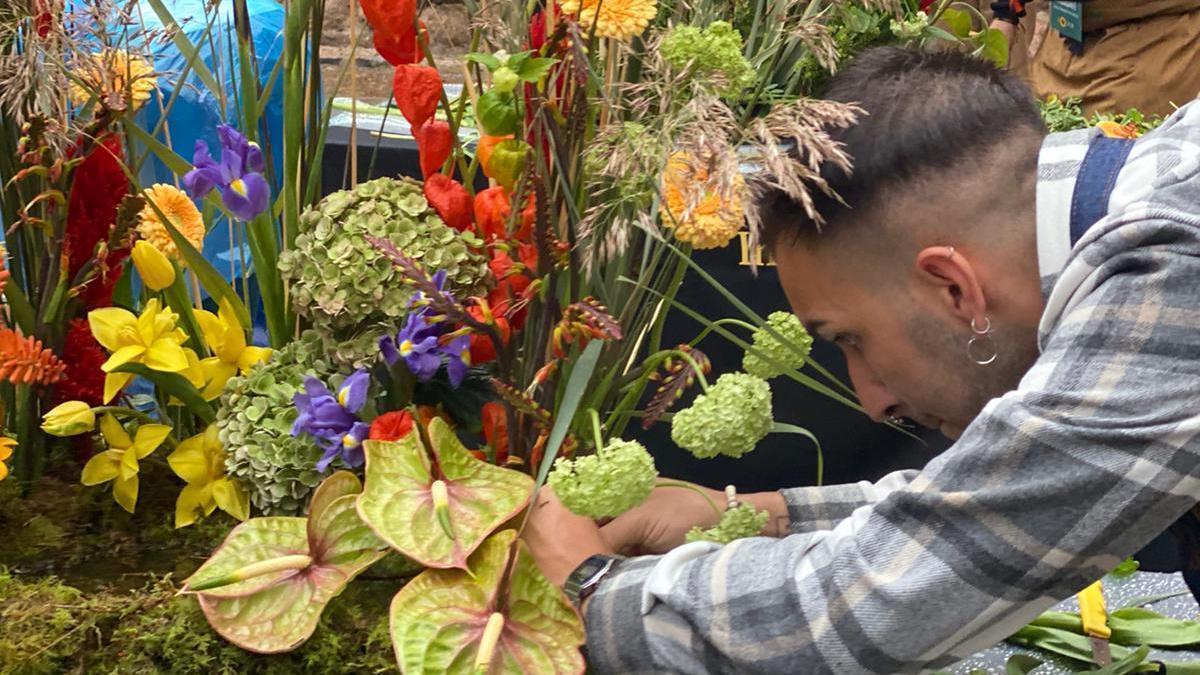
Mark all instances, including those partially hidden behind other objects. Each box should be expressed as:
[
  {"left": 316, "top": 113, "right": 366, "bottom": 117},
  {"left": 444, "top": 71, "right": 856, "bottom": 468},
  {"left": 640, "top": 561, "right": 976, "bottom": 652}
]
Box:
[
  {"left": 0, "top": 328, "right": 66, "bottom": 385},
  {"left": 481, "top": 401, "right": 508, "bottom": 464},
  {"left": 466, "top": 305, "right": 511, "bottom": 364},
  {"left": 473, "top": 186, "right": 512, "bottom": 241},
  {"left": 373, "top": 21, "right": 426, "bottom": 66},
  {"left": 414, "top": 119, "right": 453, "bottom": 178},
  {"left": 423, "top": 173, "right": 474, "bottom": 232},
  {"left": 393, "top": 64, "right": 442, "bottom": 129},
  {"left": 358, "top": 0, "right": 416, "bottom": 37},
  {"left": 475, "top": 134, "right": 513, "bottom": 177}
]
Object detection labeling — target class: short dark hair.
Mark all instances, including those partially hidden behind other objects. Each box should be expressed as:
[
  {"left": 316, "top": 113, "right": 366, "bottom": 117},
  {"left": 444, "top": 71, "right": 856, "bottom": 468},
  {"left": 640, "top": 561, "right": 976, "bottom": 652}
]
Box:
[{"left": 760, "top": 47, "right": 1044, "bottom": 249}]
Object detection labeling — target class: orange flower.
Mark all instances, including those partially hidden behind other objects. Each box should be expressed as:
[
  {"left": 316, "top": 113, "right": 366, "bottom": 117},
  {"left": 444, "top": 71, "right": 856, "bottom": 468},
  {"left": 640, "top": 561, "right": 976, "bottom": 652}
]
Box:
[{"left": 0, "top": 328, "right": 66, "bottom": 385}]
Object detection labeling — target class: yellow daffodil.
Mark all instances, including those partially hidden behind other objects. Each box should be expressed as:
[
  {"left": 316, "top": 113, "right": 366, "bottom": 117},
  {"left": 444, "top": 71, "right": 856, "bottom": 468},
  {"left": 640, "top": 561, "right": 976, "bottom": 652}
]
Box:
[
  {"left": 168, "top": 348, "right": 209, "bottom": 407},
  {"left": 42, "top": 400, "right": 96, "bottom": 436},
  {"left": 81, "top": 414, "right": 172, "bottom": 513},
  {"left": 131, "top": 240, "right": 176, "bottom": 291},
  {"left": 167, "top": 425, "right": 249, "bottom": 528},
  {"left": 89, "top": 298, "right": 190, "bottom": 403},
  {"left": 0, "top": 437, "right": 15, "bottom": 481},
  {"left": 195, "top": 299, "right": 271, "bottom": 400}
]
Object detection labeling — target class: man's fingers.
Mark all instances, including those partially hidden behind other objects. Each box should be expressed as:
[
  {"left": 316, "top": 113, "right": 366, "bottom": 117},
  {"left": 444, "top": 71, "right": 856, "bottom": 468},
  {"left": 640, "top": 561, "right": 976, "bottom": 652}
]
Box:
[{"left": 599, "top": 514, "right": 641, "bottom": 556}]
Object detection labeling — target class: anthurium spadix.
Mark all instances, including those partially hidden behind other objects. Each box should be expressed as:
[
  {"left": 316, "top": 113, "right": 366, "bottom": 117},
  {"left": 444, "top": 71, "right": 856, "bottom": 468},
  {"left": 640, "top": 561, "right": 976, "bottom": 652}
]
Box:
[
  {"left": 356, "top": 416, "right": 534, "bottom": 569},
  {"left": 389, "top": 529, "right": 586, "bottom": 674},
  {"left": 181, "top": 472, "right": 386, "bottom": 653}
]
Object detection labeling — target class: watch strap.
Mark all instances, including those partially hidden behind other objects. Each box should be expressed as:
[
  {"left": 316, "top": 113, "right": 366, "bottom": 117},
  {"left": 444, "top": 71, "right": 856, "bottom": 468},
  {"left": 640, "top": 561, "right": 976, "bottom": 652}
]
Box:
[{"left": 563, "top": 554, "right": 617, "bottom": 608}]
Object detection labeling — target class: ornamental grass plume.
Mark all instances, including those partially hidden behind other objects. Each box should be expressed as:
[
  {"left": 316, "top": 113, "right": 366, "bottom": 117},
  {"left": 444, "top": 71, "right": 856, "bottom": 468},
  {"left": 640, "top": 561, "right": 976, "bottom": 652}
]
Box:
[
  {"left": 743, "top": 311, "right": 814, "bottom": 379},
  {"left": 661, "top": 150, "right": 746, "bottom": 250},
  {"left": 671, "top": 372, "right": 772, "bottom": 459},
  {"left": 560, "top": 0, "right": 657, "bottom": 41},
  {"left": 137, "top": 184, "right": 205, "bottom": 261},
  {"left": 548, "top": 439, "right": 658, "bottom": 518},
  {"left": 68, "top": 49, "right": 158, "bottom": 110},
  {"left": 0, "top": 328, "right": 66, "bottom": 385}
]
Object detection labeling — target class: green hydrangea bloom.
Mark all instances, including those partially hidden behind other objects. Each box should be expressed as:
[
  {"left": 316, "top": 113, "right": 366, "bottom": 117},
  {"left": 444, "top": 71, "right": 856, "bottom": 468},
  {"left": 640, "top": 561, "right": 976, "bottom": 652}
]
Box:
[
  {"left": 671, "top": 373, "right": 772, "bottom": 459},
  {"left": 278, "top": 177, "right": 490, "bottom": 366},
  {"left": 660, "top": 21, "right": 755, "bottom": 99},
  {"left": 548, "top": 439, "right": 658, "bottom": 519},
  {"left": 218, "top": 331, "right": 342, "bottom": 515},
  {"left": 685, "top": 504, "right": 769, "bottom": 544},
  {"left": 742, "top": 311, "right": 813, "bottom": 379}
]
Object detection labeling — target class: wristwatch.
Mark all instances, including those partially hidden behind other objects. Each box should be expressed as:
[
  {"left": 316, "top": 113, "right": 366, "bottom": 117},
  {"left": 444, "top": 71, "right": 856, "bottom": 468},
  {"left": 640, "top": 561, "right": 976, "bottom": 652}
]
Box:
[{"left": 563, "top": 554, "right": 617, "bottom": 609}]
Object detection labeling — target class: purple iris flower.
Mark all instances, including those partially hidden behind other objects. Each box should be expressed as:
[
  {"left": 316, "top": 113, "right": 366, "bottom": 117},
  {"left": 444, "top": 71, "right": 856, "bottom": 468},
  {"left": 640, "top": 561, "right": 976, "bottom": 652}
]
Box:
[
  {"left": 444, "top": 332, "right": 472, "bottom": 388},
  {"left": 292, "top": 369, "right": 372, "bottom": 471},
  {"left": 183, "top": 124, "right": 270, "bottom": 222},
  {"left": 379, "top": 269, "right": 472, "bottom": 388}
]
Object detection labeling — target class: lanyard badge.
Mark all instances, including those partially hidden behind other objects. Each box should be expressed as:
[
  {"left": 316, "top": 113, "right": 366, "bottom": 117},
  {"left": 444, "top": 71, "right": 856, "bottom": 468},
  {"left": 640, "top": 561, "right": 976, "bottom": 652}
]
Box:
[{"left": 1050, "top": 1, "right": 1085, "bottom": 42}]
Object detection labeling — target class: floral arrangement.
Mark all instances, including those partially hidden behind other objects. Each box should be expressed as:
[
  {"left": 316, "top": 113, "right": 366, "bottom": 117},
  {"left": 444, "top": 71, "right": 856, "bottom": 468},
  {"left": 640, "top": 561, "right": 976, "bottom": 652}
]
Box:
[{"left": 0, "top": 0, "right": 1032, "bottom": 671}]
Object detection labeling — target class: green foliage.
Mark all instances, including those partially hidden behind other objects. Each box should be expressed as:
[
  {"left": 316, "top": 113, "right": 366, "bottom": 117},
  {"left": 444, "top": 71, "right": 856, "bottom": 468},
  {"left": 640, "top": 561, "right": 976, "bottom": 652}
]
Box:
[
  {"left": 793, "top": 9, "right": 885, "bottom": 94},
  {"left": 1111, "top": 557, "right": 1140, "bottom": 579},
  {"left": 685, "top": 503, "right": 769, "bottom": 544},
  {"left": 1040, "top": 95, "right": 1165, "bottom": 134},
  {"left": 549, "top": 439, "right": 658, "bottom": 519},
  {"left": 0, "top": 570, "right": 398, "bottom": 674},
  {"left": 218, "top": 331, "right": 341, "bottom": 515},
  {"left": 671, "top": 372, "right": 773, "bottom": 459},
  {"left": 277, "top": 177, "right": 490, "bottom": 368},
  {"left": 742, "top": 311, "right": 814, "bottom": 380},
  {"left": 660, "top": 21, "right": 756, "bottom": 99}
]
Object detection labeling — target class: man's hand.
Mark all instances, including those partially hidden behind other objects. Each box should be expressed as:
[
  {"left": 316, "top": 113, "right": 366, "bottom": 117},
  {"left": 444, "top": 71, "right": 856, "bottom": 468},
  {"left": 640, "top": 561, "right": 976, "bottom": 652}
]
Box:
[
  {"left": 522, "top": 488, "right": 613, "bottom": 587},
  {"left": 600, "top": 483, "right": 791, "bottom": 555}
]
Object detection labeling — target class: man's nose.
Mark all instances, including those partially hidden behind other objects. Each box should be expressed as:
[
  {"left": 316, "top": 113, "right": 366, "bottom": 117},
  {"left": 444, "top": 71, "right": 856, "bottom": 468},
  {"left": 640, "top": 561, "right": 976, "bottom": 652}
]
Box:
[{"left": 844, "top": 351, "right": 901, "bottom": 423}]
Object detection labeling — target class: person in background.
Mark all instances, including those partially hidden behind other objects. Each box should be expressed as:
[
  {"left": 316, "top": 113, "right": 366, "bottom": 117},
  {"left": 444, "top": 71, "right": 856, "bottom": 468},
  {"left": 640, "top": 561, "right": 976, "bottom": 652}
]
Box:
[
  {"left": 988, "top": 0, "right": 1200, "bottom": 117},
  {"left": 523, "top": 47, "right": 1200, "bottom": 672}
]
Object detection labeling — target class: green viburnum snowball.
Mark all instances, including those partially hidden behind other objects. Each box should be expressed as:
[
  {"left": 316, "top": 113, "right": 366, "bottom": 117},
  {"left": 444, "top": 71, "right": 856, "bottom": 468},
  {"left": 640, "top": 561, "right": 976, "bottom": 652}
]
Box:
[
  {"left": 277, "top": 177, "right": 490, "bottom": 366},
  {"left": 548, "top": 439, "right": 658, "bottom": 519},
  {"left": 671, "top": 373, "right": 773, "bottom": 459},
  {"left": 685, "top": 504, "right": 769, "bottom": 544},
  {"left": 660, "top": 21, "right": 755, "bottom": 99},
  {"left": 218, "top": 331, "right": 342, "bottom": 515},
  {"left": 742, "top": 311, "right": 814, "bottom": 380}
]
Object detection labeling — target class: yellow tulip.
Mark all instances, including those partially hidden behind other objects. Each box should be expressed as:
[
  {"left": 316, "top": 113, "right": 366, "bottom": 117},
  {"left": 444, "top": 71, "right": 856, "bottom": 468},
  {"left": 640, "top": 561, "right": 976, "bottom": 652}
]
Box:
[
  {"left": 88, "top": 298, "right": 190, "bottom": 403},
  {"left": 167, "top": 425, "right": 249, "bottom": 527},
  {"left": 194, "top": 299, "right": 271, "bottom": 400},
  {"left": 41, "top": 400, "right": 96, "bottom": 437},
  {"left": 80, "top": 414, "right": 172, "bottom": 513},
  {"left": 0, "top": 437, "right": 16, "bottom": 481},
  {"left": 131, "top": 240, "right": 176, "bottom": 291}
]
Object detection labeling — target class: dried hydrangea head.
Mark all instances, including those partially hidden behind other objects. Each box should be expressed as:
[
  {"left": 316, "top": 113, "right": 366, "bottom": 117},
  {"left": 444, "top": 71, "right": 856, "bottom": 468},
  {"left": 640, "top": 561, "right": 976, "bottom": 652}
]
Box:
[
  {"left": 69, "top": 50, "right": 157, "bottom": 110},
  {"left": 661, "top": 151, "right": 746, "bottom": 250},
  {"left": 685, "top": 503, "right": 769, "bottom": 544},
  {"left": 548, "top": 439, "right": 658, "bottom": 519},
  {"left": 138, "top": 184, "right": 205, "bottom": 261},
  {"left": 218, "top": 331, "right": 342, "bottom": 515},
  {"left": 670, "top": 372, "right": 772, "bottom": 459},
  {"left": 560, "top": 0, "right": 657, "bottom": 41},
  {"left": 660, "top": 21, "right": 755, "bottom": 99},
  {"left": 278, "top": 177, "right": 489, "bottom": 365},
  {"left": 743, "top": 311, "right": 814, "bottom": 379}
]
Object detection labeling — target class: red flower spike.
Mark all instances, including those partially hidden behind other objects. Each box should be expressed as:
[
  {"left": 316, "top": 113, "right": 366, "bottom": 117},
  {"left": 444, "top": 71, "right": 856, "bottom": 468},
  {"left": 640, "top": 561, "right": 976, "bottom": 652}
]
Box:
[
  {"left": 66, "top": 135, "right": 131, "bottom": 308},
  {"left": 56, "top": 319, "right": 107, "bottom": 406},
  {"left": 393, "top": 64, "right": 442, "bottom": 129},
  {"left": 423, "top": 173, "right": 473, "bottom": 232},
  {"left": 373, "top": 22, "right": 426, "bottom": 66},
  {"left": 481, "top": 402, "right": 509, "bottom": 464},
  {"left": 358, "top": 0, "right": 416, "bottom": 37},
  {"left": 370, "top": 410, "right": 416, "bottom": 442},
  {"left": 414, "top": 119, "right": 453, "bottom": 178},
  {"left": 474, "top": 186, "right": 511, "bottom": 241}
]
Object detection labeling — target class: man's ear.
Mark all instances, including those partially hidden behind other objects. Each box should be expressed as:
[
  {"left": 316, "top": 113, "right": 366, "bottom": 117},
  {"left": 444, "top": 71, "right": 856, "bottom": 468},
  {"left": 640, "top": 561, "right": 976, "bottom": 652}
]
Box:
[{"left": 914, "top": 246, "right": 988, "bottom": 328}]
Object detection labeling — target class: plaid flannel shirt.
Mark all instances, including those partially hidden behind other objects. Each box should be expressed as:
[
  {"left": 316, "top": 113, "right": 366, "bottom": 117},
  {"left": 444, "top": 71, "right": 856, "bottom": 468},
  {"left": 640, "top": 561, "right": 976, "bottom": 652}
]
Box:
[{"left": 584, "top": 100, "right": 1200, "bottom": 673}]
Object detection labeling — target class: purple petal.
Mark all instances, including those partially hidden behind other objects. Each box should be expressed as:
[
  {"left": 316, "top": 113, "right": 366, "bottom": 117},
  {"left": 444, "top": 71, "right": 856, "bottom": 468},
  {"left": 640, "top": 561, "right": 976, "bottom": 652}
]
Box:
[
  {"left": 219, "top": 172, "right": 270, "bottom": 222},
  {"left": 182, "top": 166, "right": 222, "bottom": 200},
  {"left": 380, "top": 335, "right": 400, "bottom": 365},
  {"left": 303, "top": 376, "right": 334, "bottom": 400},
  {"left": 338, "top": 369, "right": 371, "bottom": 413},
  {"left": 315, "top": 445, "right": 340, "bottom": 472},
  {"left": 191, "top": 139, "right": 218, "bottom": 170},
  {"left": 431, "top": 269, "right": 448, "bottom": 290},
  {"left": 407, "top": 350, "right": 441, "bottom": 381},
  {"left": 246, "top": 141, "right": 265, "bottom": 174},
  {"left": 217, "top": 124, "right": 249, "bottom": 157}
]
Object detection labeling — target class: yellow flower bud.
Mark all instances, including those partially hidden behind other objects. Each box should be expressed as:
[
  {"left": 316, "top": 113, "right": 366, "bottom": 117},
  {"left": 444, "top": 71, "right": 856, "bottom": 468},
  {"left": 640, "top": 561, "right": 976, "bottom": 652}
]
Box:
[
  {"left": 42, "top": 400, "right": 96, "bottom": 437},
  {"left": 131, "top": 240, "right": 176, "bottom": 291}
]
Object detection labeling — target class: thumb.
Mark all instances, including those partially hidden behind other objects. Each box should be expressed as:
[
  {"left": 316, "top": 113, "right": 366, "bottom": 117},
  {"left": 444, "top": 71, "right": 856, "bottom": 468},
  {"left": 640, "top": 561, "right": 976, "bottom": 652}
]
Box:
[{"left": 599, "top": 513, "right": 645, "bottom": 556}]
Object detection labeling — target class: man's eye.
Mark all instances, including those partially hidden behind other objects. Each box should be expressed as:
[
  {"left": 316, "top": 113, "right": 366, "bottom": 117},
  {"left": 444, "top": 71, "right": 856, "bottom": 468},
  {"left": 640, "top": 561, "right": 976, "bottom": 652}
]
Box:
[{"left": 833, "top": 334, "right": 859, "bottom": 347}]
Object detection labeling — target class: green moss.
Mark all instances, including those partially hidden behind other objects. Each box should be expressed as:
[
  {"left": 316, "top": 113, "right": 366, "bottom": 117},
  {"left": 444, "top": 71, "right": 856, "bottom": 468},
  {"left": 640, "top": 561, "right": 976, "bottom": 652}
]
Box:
[{"left": 0, "top": 570, "right": 400, "bottom": 674}]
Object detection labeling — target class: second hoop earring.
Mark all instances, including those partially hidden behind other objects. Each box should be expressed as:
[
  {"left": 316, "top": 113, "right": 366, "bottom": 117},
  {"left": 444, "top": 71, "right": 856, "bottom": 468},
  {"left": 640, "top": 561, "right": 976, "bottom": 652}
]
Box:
[{"left": 967, "top": 316, "right": 998, "bottom": 366}]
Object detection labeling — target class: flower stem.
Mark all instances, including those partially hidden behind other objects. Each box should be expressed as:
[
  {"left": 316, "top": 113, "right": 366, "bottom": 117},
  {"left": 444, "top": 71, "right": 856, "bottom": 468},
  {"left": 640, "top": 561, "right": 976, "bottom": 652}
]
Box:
[
  {"left": 655, "top": 480, "right": 722, "bottom": 519},
  {"left": 589, "top": 409, "right": 604, "bottom": 451}
]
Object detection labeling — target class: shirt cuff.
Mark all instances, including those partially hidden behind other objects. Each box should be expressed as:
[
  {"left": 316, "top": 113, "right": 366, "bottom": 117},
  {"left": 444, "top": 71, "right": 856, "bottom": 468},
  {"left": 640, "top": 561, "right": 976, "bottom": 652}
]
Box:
[
  {"left": 779, "top": 470, "right": 917, "bottom": 533},
  {"left": 581, "top": 555, "right": 663, "bottom": 674}
]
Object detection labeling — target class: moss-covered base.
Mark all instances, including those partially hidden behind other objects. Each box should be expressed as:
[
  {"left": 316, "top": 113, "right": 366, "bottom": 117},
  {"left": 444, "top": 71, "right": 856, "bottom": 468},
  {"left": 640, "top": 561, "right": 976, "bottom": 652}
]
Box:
[
  {"left": 0, "top": 467, "right": 404, "bottom": 673},
  {"left": 0, "top": 570, "right": 398, "bottom": 674}
]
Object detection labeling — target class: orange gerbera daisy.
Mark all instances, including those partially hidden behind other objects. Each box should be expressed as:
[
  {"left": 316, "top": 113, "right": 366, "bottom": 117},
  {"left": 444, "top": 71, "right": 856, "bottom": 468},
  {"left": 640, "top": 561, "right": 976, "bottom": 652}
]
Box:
[
  {"left": 561, "top": 0, "right": 657, "bottom": 41},
  {"left": 69, "top": 50, "right": 157, "bottom": 110},
  {"left": 138, "top": 184, "right": 205, "bottom": 261},
  {"left": 661, "top": 151, "right": 746, "bottom": 250}
]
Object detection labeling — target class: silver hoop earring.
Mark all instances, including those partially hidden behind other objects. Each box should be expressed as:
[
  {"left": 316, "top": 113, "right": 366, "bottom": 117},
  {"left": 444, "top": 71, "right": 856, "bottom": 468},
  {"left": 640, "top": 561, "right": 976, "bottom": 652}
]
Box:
[{"left": 967, "top": 316, "right": 997, "bottom": 366}]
